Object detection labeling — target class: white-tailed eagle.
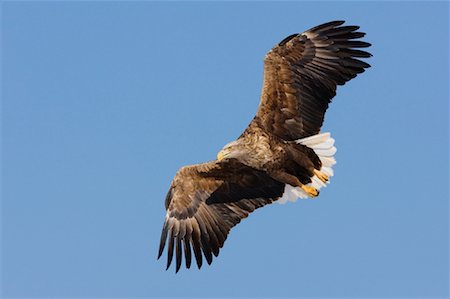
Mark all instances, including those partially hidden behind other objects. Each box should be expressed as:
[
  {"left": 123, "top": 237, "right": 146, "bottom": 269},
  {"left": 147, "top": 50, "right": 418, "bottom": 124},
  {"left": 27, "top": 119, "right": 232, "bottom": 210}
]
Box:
[{"left": 158, "top": 20, "right": 371, "bottom": 272}]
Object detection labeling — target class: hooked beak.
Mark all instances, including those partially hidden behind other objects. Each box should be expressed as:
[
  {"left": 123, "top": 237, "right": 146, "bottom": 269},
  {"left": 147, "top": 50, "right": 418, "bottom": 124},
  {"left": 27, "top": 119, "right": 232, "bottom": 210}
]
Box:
[{"left": 217, "top": 150, "right": 225, "bottom": 161}]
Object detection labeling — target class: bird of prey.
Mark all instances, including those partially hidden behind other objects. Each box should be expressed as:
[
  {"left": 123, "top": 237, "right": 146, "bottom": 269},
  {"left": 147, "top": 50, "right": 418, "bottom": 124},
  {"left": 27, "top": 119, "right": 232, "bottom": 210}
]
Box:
[{"left": 158, "top": 20, "right": 371, "bottom": 272}]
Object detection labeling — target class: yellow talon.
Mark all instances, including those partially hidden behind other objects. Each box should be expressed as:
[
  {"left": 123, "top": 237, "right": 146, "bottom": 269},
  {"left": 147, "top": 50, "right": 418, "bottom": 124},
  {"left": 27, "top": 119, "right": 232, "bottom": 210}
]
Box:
[
  {"left": 314, "top": 169, "right": 329, "bottom": 183},
  {"left": 301, "top": 185, "right": 319, "bottom": 198}
]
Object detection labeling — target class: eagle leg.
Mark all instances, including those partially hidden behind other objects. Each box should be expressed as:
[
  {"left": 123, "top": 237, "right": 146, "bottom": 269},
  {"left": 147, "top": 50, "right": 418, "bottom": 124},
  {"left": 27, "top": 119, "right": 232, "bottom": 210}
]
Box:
[
  {"left": 270, "top": 170, "right": 319, "bottom": 198},
  {"left": 301, "top": 185, "right": 319, "bottom": 197},
  {"left": 314, "top": 169, "right": 329, "bottom": 183}
]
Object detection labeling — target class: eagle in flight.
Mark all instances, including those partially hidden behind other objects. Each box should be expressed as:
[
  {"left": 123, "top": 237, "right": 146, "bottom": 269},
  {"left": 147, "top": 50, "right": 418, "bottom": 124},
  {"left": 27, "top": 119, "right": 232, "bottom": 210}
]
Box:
[{"left": 158, "top": 20, "right": 371, "bottom": 272}]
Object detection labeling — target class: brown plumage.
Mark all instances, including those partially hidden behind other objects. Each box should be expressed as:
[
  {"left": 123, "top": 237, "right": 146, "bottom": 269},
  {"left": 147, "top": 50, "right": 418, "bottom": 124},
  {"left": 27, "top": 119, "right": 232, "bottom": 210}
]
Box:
[{"left": 158, "top": 20, "right": 371, "bottom": 272}]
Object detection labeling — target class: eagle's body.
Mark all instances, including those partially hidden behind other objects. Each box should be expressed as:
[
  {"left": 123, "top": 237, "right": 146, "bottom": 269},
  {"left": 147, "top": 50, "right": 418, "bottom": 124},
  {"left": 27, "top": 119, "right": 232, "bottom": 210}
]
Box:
[
  {"left": 226, "top": 123, "right": 290, "bottom": 171},
  {"left": 158, "top": 21, "right": 371, "bottom": 272},
  {"left": 226, "top": 123, "right": 321, "bottom": 186}
]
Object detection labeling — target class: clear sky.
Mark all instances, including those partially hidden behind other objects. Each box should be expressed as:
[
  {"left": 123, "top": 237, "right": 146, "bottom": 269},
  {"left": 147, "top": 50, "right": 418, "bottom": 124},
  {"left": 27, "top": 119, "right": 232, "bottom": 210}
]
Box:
[{"left": 1, "top": 1, "right": 449, "bottom": 298}]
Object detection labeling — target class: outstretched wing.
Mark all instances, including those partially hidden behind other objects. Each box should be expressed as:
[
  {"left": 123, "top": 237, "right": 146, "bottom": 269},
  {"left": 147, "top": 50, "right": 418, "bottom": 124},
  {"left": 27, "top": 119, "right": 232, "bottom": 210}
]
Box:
[
  {"left": 158, "top": 159, "right": 284, "bottom": 272},
  {"left": 252, "top": 20, "right": 372, "bottom": 140}
]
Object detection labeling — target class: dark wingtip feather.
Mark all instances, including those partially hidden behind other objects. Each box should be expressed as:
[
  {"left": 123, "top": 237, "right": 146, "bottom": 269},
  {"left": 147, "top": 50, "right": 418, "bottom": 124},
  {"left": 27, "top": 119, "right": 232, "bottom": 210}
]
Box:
[
  {"left": 322, "top": 20, "right": 346, "bottom": 27},
  {"left": 340, "top": 49, "right": 372, "bottom": 58},
  {"left": 334, "top": 40, "right": 371, "bottom": 48},
  {"left": 212, "top": 247, "right": 220, "bottom": 257},
  {"left": 166, "top": 233, "right": 174, "bottom": 270},
  {"left": 195, "top": 254, "right": 203, "bottom": 269},
  {"left": 201, "top": 238, "right": 213, "bottom": 265},
  {"left": 341, "top": 57, "right": 371, "bottom": 69},
  {"left": 175, "top": 237, "right": 182, "bottom": 273},
  {"left": 158, "top": 222, "right": 168, "bottom": 260},
  {"left": 325, "top": 25, "right": 360, "bottom": 36},
  {"left": 310, "top": 20, "right": 345, "bottom": 32},
  {"left": 347, "top": 32, "right": 366, "bottom": 39},
  {"left": 191, "top": 237, "right": 203, "bottom": 269},
  {"left": 183, "top": 238, "right": 192, "bottom": 269},
  {"left": 353, "top": 41, "right": 372, "bottom": 48},
  {"left": 278, "top": 33, "right": 299, "bottom": 46}
]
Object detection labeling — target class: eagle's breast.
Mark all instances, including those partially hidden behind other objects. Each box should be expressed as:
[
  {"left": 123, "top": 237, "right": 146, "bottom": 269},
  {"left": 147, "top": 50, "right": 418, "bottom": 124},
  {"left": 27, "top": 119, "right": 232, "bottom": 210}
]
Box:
[{"left": 239, "top": 126, "right": 286, "bottom": 171}]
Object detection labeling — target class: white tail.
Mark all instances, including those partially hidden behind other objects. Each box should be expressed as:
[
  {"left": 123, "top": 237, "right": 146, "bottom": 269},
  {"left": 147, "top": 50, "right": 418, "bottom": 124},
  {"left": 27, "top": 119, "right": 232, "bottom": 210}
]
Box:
[{"left": 277, "top": 132, "right": 337, "bottom": 204}]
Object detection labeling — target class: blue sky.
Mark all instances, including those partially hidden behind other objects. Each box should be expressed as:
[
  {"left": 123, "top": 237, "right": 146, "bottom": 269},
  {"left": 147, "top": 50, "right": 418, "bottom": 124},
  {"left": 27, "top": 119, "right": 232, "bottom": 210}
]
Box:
[{"left": 1, "top": 1, "right": 449, "bottom": 298}]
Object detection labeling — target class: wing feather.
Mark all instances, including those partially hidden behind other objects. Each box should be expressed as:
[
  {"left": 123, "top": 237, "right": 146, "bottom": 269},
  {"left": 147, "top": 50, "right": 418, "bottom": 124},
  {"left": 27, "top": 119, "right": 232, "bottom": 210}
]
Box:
[
  {"left": 158, "top": 160, "right": 284, "bottom": 271},
  {"left": 250, "top": 20, "right": 372, "bottom": 140},
  {"left": 190, "top": 218, "right": 203, "bottom": 269},
  {"left": 157, "top": 221, "right": 168, "bottom": 259},
  {"left": 183, "top": 236, "right": 192, "bottom": 269},
  {"left": 175, "top": 236, "right": 182, "bottom": 273},
  {"left": 166, "top": 230, "right": 174, "bottom": 270}
]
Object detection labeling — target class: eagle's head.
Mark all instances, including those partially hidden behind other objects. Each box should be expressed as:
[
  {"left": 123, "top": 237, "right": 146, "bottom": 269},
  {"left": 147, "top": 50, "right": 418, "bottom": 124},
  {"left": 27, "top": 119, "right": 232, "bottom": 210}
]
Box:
[{"left": 217, "top": 140, "right": 246, "bottom": 161}]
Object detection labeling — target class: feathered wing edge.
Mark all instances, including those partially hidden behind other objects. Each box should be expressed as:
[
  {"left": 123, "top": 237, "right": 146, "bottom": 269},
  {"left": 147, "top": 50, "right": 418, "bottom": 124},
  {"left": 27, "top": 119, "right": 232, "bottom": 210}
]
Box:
[
  {"left": 254, "top": 20, "right": 372, "bottom": 140},
  {"left": 157, "top": 161, "right": 284, "bottom": 272},
  {"left": 298, "top": 20, "right": 372, "bottom": 85}
]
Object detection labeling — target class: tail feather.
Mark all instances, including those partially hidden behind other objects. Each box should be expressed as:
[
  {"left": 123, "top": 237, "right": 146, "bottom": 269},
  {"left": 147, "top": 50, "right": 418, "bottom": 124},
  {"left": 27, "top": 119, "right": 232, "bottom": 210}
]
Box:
[
  {"left": 321, "top": 166, "right": 334, "bottom": 177},
  {"left": 297, "top": 132, "right": 330, "bottom": 146},
  {"left": 314, "top": 146, "right": 337, "bottom": 157},
  {"left": 320, "top": 156, "right": 336, "bottom": 167}
]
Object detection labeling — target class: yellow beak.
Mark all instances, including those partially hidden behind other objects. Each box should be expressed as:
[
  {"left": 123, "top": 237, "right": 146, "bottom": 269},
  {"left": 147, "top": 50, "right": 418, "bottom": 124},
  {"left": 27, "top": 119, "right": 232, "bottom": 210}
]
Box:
[{"left": 217, "top": 151, "right": 224, "bottom": 161}]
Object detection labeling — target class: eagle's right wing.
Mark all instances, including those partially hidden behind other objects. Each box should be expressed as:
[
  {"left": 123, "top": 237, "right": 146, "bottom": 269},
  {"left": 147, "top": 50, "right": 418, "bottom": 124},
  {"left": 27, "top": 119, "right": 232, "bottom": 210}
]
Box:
[
  {"left": 251, "top": 20, "right": 371, "bottom": 141},
  {"left": 158, "top": 159, "right": 284, "bottom": 272}
]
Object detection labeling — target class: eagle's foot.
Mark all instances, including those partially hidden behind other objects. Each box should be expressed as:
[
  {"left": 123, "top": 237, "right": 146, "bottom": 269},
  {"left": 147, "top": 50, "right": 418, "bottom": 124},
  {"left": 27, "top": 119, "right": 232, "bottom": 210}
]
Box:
[
  {"left": 301, "top": 185, "right": 319, "bottom": 198},
  {"left": 314, "top": 169, "right": 329, "bottom": 183}
]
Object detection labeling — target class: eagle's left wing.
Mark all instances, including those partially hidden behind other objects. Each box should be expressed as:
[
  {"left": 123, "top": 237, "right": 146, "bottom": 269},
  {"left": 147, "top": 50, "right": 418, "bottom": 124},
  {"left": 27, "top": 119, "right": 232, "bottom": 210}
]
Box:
[
  {"left": 249, "top": 20, "right": 371, "bottom": 141},
  {"left": 158, "top": 159, "right": 284, "bottom": 272}
]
